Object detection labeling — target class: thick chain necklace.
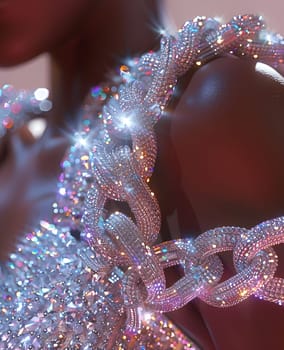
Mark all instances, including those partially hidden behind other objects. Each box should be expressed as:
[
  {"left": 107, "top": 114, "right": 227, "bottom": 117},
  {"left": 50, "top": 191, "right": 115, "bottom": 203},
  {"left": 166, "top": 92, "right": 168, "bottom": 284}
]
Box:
[
  {"left": 76, "top": 14, "right": 284, "bottom": 333},
  {"left": 1, "top": 14, "right": 284, "bottom": 349}
]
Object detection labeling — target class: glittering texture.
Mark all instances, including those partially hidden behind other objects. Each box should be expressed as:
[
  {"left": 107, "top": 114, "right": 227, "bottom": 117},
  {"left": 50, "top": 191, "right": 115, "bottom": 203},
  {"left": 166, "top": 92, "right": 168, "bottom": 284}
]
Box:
[
  {"left": 53, "top": 82, "right": 122, "bottom": 233},
  {"left": 0, "top": 85, "right": 51, "bottom": 137},
  {"left": 0, "top": 222, "right": 197, "bottom": 349},
  {"left": 0, "top": 222, "right": 124, "bottom": 349},
  {"left": 80, "top": 13, "right": 284, "bottom": 330},
  {"left": 1, "top": 14, "right": 284, "bottom": 349}
]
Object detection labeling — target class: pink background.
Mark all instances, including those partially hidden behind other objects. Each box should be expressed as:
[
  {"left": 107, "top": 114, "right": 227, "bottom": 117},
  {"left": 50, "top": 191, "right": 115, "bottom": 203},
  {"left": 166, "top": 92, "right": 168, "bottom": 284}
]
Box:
[{"left": 0, "top": 1, "right": 283, "bottom": 88}]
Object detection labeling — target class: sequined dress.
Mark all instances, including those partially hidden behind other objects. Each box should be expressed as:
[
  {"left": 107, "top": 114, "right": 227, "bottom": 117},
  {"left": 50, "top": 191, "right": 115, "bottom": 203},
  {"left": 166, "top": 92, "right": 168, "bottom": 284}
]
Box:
[
  {"left": 0, "top": 225, "right": 195, "bottom": 349},
  {"left": 0, "top": 67, "right": 197, "bottom": 350},
  {"left": 1, "top": 14, "right": 284, "bottom": 350}
]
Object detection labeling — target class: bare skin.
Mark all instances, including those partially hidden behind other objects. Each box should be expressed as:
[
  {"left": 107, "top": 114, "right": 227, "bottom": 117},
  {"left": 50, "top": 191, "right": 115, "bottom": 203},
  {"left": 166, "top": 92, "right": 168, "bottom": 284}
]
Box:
[
  {"left": 1, "top": 3, "right": 284, "bottom": 347},
  {"left": 0, "top": 0, "right": 161, "bottom": 259},
  {"left": 0, "top": 127, "right": 68, "bottom": 254},
  {"left": 152, "top": 56, "right": 284, "bottom": 349}
]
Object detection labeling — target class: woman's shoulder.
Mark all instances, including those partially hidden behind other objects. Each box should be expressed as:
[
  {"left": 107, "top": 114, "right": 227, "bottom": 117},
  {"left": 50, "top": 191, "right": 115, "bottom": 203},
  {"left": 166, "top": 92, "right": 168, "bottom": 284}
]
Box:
[
  {"left": 173, "top": 55, "right": 284, "bottom": 128},
  {"left": 167, "top": 55, "right": 284, "bottom": 350},
  {"left": 171, "top": 55, "right": 284, "bottom": 231}
]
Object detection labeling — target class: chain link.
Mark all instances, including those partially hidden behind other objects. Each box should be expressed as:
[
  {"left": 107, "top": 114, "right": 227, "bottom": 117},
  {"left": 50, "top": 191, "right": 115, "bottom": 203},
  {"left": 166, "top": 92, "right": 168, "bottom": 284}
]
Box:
[{"left": 82, "top": 15, "right": 284, "bottom": 333}]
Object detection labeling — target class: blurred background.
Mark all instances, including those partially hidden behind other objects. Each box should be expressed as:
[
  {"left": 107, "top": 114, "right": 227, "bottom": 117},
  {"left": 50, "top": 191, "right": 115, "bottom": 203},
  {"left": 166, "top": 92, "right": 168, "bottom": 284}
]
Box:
[{"left": 0, "top": 0, "right": 283, "bottom": 88}]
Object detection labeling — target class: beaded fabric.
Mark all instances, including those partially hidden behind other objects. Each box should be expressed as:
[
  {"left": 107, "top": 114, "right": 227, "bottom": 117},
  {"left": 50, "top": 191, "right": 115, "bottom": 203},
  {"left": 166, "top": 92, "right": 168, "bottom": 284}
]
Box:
[
  {"left": 0, "top": 85, "right": 51, "bottom": 137},
  {"left": 1, "top": 15, "right": 284, "bottom": 349}
]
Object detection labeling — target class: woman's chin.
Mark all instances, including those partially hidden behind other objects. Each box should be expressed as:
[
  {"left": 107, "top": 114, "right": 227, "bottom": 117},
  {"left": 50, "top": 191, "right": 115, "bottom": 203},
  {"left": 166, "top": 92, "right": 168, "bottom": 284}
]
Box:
[{"left": 0, "top": 41, "right": 41, "bottom": 67}]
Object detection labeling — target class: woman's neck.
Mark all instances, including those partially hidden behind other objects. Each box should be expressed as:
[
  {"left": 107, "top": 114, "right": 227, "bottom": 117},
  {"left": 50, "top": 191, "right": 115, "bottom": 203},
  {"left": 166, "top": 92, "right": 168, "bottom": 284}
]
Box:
[{"left": 48, "top": 0, "right": 161, "bottom": 131}]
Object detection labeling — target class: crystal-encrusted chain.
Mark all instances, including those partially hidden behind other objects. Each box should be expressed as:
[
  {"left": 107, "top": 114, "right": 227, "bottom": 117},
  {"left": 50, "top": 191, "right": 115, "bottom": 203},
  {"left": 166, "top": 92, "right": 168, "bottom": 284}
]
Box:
[{"left": 80, "top": 15, "right": 284, "bottom": 332}]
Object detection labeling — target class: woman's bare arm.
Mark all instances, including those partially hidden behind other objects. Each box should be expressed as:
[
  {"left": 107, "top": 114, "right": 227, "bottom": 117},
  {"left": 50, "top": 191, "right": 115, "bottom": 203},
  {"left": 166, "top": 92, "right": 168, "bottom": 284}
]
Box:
[{"left": 170, "top": 56, "right": 284, "bottom": 349}]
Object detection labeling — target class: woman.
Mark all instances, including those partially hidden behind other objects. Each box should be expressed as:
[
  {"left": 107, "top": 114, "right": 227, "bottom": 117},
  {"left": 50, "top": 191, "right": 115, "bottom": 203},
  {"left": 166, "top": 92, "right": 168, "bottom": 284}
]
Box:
[
  {"left": 1, "top": 3, "right": 284, "bottom": 349},
  {"left": 0, "top": 0, "right": 160, "bottom": 259},
  {"left": 161, "top": 56, "right": 284, "bottom": 349}
]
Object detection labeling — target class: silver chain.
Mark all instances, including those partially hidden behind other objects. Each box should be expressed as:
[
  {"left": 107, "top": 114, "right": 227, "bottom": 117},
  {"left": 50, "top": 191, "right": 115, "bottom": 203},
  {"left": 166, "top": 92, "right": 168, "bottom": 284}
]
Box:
[{"left": 82, "top": 15, "right": 284, "bottom": 333}]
